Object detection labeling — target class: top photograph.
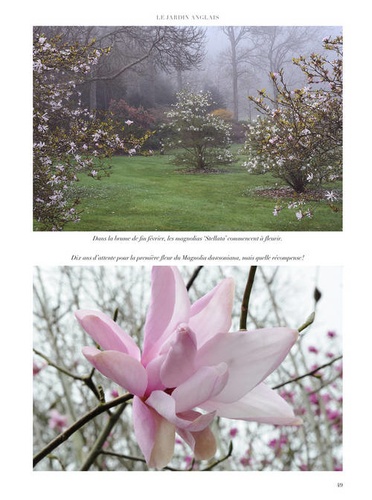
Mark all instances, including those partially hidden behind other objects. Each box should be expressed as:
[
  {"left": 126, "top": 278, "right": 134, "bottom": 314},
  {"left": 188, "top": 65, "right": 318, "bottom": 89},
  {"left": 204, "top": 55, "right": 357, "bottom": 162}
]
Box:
[{"left": 33, "top": 25, "right": 342, "bottom": 232}]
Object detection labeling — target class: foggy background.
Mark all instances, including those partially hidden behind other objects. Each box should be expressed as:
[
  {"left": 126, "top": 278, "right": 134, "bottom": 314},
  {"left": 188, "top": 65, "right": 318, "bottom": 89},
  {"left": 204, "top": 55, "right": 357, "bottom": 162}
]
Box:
[{"left": 34, "top": 26, "right": 342, "bottom": 122}]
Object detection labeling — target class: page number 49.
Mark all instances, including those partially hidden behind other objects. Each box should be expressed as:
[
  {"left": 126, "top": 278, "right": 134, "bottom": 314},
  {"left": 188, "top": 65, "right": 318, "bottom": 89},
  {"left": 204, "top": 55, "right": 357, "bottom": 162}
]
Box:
[{"left": 337, "top": 483, "right": 343, "bottom": 487}]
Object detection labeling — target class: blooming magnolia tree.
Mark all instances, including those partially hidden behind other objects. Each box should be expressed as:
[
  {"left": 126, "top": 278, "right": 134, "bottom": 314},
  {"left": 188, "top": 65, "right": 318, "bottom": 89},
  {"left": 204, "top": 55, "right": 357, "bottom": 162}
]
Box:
[
  {"left": 33, "top": 33, "right": 145, "bottom": 231},
  {"left": 243, "top": 36, "right": 342, "bottom": 195},
  {"left": 163, "top": 90, "right": 235, "bottom": 171},
  {"left": 33, "top": 266, "right": 342, "bottom": 471}
]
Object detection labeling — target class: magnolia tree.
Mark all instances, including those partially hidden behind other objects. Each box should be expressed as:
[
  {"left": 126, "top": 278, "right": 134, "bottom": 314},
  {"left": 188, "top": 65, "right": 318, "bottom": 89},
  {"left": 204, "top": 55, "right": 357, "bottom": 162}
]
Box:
[
  {"left": 33, "top": 33, "right": 145, "bottom": 231},
  {"left": 163, "top": 90, "right": 235, "bottom": 171},
  {"left": 33, "top": 266, "right": 342, "bottom": 471},
  {"left": 243, "top": 36, "right": 343, "bottom": 195}
]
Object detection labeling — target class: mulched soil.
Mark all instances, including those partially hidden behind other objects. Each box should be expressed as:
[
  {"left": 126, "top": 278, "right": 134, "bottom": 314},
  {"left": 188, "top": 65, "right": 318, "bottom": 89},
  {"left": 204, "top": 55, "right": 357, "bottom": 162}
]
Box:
[
  {"left": 251, "top": 186, "right": 342, "bottom": 201},
  {"left": 175, "top": 168, "right": 231, "bottom": 174}
]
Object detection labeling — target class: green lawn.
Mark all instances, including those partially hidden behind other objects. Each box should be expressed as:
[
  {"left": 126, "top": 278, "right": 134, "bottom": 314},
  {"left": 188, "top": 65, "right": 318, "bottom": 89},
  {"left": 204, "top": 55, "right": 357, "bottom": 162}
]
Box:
[{"left": 57, "top": 151, "right": 342, "bottom": 232}]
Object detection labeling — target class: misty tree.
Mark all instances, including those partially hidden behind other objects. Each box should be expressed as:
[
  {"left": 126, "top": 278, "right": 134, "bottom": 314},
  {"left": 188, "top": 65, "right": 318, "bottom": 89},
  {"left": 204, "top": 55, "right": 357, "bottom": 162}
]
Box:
[
  {"left": 163, "top": 89, "right": 235, "bottom": 172},
  {"left": 94, "top": 26, "right": 206, "bottom": 109},
  {"left": 251, "top": 26, "right": 326, "bottom": 98},
  {"left": 243, "top": 36, "right": 343, "bottom": 194},
  {"left": 33, "top": 32, "right": 146, "bottom": 231},
  {"left": 220, "top": 27, "right": 259, "bottom": 121},
  {"left": 39, "top": 26, "right": 206, "bottom": 111}
]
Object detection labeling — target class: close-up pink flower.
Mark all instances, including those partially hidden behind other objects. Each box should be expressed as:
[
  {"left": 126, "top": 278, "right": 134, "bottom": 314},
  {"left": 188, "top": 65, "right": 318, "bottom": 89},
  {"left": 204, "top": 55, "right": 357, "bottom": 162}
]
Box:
[{"left": 75, "top": 266, "right": 302, "bottom": 469}]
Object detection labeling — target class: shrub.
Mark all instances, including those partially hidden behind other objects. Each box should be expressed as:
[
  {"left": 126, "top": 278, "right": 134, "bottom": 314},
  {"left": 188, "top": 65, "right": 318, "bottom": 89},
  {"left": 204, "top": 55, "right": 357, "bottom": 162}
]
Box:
[{"left": 163, "top": 90, "right": 236, "bottom": 171}]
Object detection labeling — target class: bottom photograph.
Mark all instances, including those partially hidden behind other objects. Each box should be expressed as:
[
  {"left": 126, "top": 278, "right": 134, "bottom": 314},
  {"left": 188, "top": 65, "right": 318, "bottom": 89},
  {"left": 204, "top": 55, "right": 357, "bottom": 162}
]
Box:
[{"left": 33, "top": 265, "right": 342, "bottom": 472}]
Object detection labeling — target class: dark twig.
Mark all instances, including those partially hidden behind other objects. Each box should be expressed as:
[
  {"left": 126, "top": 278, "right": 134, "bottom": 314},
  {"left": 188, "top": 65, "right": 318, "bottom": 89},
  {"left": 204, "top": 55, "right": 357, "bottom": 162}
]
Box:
[
  {"left": 33, "top": 348, "right": 102, "bottom": 401},
  {"left": 33, "top": 348, "right": 82, "bottom": 381},
  {"left": 80, "top": 402, "right": 128, "bottom": 470},
  {"left": 100, "top": 450, "right": 147, "bottom": 465},
  {"left": 100, "top": 445, "right": 234, "bottom": 471},
  {"left": 33, "top": 393, "right": 133, "bottom": 467},
  {"left": 272, "top": 355, "right": 343, "bottom": 390},
  {"left": 201, "top": 441, "right": 234, "bottom": 471},
  {"left": 240, "top": 266, "right": 257, "bottom": 330},
  {"left": 186, "top": 266, "right": 203, "bottom": 291}
]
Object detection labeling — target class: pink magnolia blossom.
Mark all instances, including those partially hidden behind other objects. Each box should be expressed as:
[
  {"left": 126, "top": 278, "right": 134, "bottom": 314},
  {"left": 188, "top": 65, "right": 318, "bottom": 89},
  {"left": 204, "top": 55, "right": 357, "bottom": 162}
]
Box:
[{"left": 75, "top": 266, "right": 301, "bottom": 469}]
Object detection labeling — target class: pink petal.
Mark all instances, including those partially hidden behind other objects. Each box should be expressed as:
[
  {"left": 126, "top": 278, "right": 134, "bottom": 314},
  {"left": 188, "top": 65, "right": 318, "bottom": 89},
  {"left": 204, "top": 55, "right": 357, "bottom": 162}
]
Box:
[
  {"left": 192, "top": 427, "right": 217, "bottom": 460},
  {"left": 177, "top": 409, "right": 217, "bottom": 432},
  {"left": 177, "top": 426, "right": 217, "bottom": 461},
  {"left": 189, "top": 278, "right": 234, "bottom": 347},
  {"left": 196, "top": 328, "right": 299, "bottom": 404},
  {"left": 146, "top": 391, "right": 215, "bottom": 431},
  {"left": 149, "top": 414, "right": 175, "bottom": 469},
  {"left": 75, "top": 310, "right": 140, "bottom": 359},
  {"left": 160, "top": 325, "right": 197, "bottom": 387},
  {"left": 145, "top": 390, "right": 187, "bottom": 429},
  {"left": 172, "top": 363, "right": 229, "bottom": 413},
  {"left": 132, "top": 396, "right": 175, "bottom": 469},
  {"left": 144, "top": 353, "right": 166, "bottom": 396},
  {"left": 142, "top": 267, "right": 190, "bottom": 365},
  {"left": 202, "top": 382, "right": 303, "bottom": 425},
  {"left": 82, "top": 346, "right": 147, "bottom": 397},
  {"left": 132, "top": 397, "right": 157, "bottom": 465}
]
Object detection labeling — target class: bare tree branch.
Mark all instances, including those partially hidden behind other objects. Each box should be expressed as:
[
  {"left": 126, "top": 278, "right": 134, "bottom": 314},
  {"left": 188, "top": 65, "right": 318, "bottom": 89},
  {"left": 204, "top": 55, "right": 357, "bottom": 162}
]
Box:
[
  {"left": 33, "top": 393, "right": 133, "bottom": 467},
  {"left": 272, "top": 355, "right": 343, "bottom": 390}
]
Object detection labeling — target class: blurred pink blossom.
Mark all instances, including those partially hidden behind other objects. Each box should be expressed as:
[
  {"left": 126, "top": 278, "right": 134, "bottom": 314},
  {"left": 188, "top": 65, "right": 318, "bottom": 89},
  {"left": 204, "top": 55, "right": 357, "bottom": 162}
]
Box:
[
  {"left": 279, "top": 389, "right": 295, "bottom": 403},
  {"left": 33, "top": 360, "right": 45, "bottom": 376},
  {"left": 48, "top": 409, "right": 68, "bottom": 431},
  {"left": 321, "top": 394, "right": 332, "bottom": 404},
  {"left": 268, "top": 435, "right": 288, "bottom": 449},
  {"left": 76, "top": 266, "right": 301, "bottom": 469},
  {"left": 229, "top": 427, "right": 238, "bottom": 438},
  {"left": 240, "top": 456, "right": 252, "bottom": 466},
  {"left": 308, "top": 345, "right": 319, "bottom": 354},
  {"left": 308, "top": 393, "right": 319, "bottom": 405}
]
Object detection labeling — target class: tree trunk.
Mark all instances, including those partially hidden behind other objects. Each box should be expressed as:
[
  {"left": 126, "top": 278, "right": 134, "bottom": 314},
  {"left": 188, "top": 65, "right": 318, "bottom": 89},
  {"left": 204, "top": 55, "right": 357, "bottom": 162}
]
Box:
[
  {"left": 89, "top": 80, "right": 97, "bottom": 113},
  {"left": 230, "top": 31, "right": 239, "bottom": 121}
]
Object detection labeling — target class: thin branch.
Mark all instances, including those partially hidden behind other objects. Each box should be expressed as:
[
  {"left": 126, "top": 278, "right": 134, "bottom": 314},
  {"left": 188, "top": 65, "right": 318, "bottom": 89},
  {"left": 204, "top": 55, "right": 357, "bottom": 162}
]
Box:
[
  {"left": 186, "top": 266, "right": 203, "bottom": 291},
  {"left": 33, "top": 348, "right": 82, "bottom": 381},
  {"left": 80, "top": 402, "right": 128, "bottom": 470},
  {"left": 272, "top": 355, "right": 343, "bottom": 390},
  {"left": 100, "top": 450, "right": 147, "bottom": 466},
  {"left": 201, "top": 441, "right": 233, "bottom": 471},
  {"left": 33, "top": 348, "right": 102, "bottom": 401},
  {"left": 240, "top": 266, "right": 257, "bottom": 330},
  {"left": 33, "top": 393, "right": 133, "bottom": 467},
  {"left": 100, "top": 445, "right": 234, "bottom": 472},
  {"left": 86, "top": 33, "right": 164, "bottom": 83}
]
